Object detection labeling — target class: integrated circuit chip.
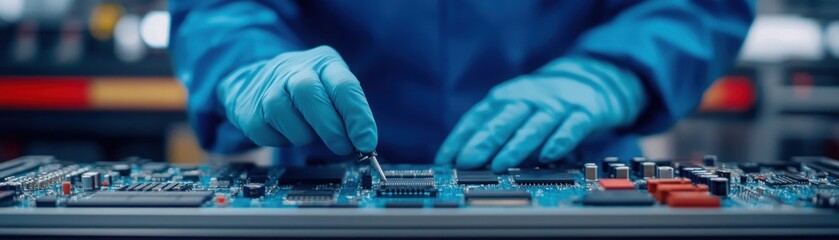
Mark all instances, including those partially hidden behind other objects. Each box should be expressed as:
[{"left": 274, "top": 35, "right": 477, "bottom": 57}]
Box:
[
  {"left": 297, "top": 202, "right": 359, "bottom": 208},
  {"left": 464, "top": 190, "right": 531, "bottom": 206},
  {"left": 581, "top": 190, "right": 655, "bottom": 206},
  {"left": 67, "top": 191, "right": 213, "bottom": 208},
  {"left": 455, "top": 170, "right": 499, "bottom": 185},
  {"left": 278, "top": 167, "right": 346, "bottom": 185},
  {"left": 376, "top": 179, "right": 437, "bottom": 197},
  {"left": 117, "top": 182, "right": 192, "bottom": 192},
  {"left": 511, "top": 169, "right": 575, "bottom": 185},
  {"left": 432, "top": 202, "right": 460, "bottom": 208},
  {"left": 761, "top": 173, "right": 809, "bottom": 187},
  {"left": 384, "top": 202, "right": 424, "bottom": 208},
  {"left": 285, "top": 189, "right": 336, "bottom": 201},
  {"left": 383, "top": 169, "right": 435, "bottom": 178}
]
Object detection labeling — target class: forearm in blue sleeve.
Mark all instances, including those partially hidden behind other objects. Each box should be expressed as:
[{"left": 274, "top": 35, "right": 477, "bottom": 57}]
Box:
[
  {"left": 569, "top": 0, "right": 754, "bottom": 134},
  {"left": 168, "top": 0, "right": 303, "bottom": 153}
]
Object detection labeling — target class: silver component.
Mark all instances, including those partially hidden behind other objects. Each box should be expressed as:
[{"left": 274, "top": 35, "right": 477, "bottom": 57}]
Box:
[
  {"left": 81, "top": 172, "right": 98, "bottom": 191},
  {"left": 584, "top": 165, "right": 598, "bottom": 181},
  {"left": 615, "top": 166, "right": 630, "bottom": 179},
  {"left": 609, "top": 163, "right": 625, "bottom": 178},
  {"left": 657, "top": 166, "right": 674, "bottom": 179},
  {"left": 209, "top": 177, "right": 219, "bottom": 188},
  {"left": 642, "top": 162, "right": 656, "bottom": 179}
]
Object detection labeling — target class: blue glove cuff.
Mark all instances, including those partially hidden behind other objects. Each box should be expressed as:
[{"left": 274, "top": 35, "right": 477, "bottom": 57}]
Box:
[{"left": 536, "top": 57, "right": 647, "bottom": 128}]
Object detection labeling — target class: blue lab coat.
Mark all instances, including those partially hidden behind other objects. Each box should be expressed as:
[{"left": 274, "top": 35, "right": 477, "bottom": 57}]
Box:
[{"left": 169, "top": 0, "right": 754, "bottom": 165}]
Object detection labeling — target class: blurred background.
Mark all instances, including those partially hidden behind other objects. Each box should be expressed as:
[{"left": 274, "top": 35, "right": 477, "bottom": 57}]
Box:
[{"left": 0, "top": 0, "right": 836, "bottom": 164}]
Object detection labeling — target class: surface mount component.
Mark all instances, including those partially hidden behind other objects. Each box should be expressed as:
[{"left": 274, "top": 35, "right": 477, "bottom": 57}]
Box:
[
  {"left": 581, "top": 190, "right": 655, "bottom": 206},
  {"left": 383, "top": 169, "right": 435, "bottom": 178},
  {"left": 286, "top": 190, "right": 336, "bottom": 201},
  {"left": 584, "top": 164, "right": 598, "bottom": 181},
  {"left": 118, "top": 182, "right": 192, "bottom": 192},
  {"left": 297, "top": 202, "right": 360, "bottom": 208},
  {"left": 384, "top": 202, "right": 424, "bottom": 208},
  {"left": 67, "top": 191, "right": 213, "bottom": 208},
  {"left": 511, "top": 169, "right": 575, "bottom": 185},
  {"left": 455, "top": 170, "right": 499, "bottom": 185},
  {"left": 277, "top": 167, "right": 346, "bottom": 185},
  {"left": 464, "top": 190, "right": 532, "bottom": 206},
  {"left": 376, "top": 179, "right": 437, "bottom": 197},
  {"left": 598, "top": 179, "right": 636, "bottom": 190},
  {"left": 242, "top": 183, "right": 266, "bottom": 198},
  {"left": 657, "top": 166, "right": 674, "bottom": 179}
]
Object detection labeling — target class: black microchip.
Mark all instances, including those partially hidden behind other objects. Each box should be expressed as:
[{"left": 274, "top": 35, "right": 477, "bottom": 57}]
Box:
[
  {"left": 432, "top": 202, "right": 460, "bottom": 208},
  {"left": 278, "top": 166, "right": 346, "bottom": 185},
  {"left": 117, "top": 182, "right": 191, "bottom": 192},
  {"left": 384, "top": 202, "right": 424, "bottom": 208},
  {"left": 35, "top": 196, "right": 58, "bottom": 207},
  {"left": 285, "top": 189, "right": 336, "bottom": 201},
  {"left": 739, "top": 162, "right": 761, "bottom": 173},
  {"left": 297, "top": 202, "right": 359, "bottom": 208},
  {"left": 383, "top": 169, "right": 435, "bottom": 178},
  {"left": 785, "top": 173, "right": 809, "bottom": 183},
  {"left": 0, "top": 191, "right": 13, "bottom": 205},
  {"left": 464, "top": 190, "right": 531, "bottom": 206},
  {"left": 581, "top": 190, "right": 655, "bottom": 206},
  {"left": 456, "top": 170, "right": 499, "bottom": 185},
  {"left": 511, "top": 169, "right": 575, "bottom": 185},
  {"left": 762, "top": 173, "right": 810, "bottom": 187},
  {"left": 376, "top": 179, "right": 437, "bottom": 197}
]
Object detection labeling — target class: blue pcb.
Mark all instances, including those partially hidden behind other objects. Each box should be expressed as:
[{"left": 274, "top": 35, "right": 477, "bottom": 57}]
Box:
[{"left": 1, "top": 156, "right": 838, "bottom": 210}]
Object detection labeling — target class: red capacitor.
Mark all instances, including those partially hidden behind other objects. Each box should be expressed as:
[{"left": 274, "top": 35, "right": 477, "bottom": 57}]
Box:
[
  {"left": 647, "top": 178, "right": 692, "bottom": 194},
  {"left": 667, "top": 192, "right": 721, "bottom": 208},
  {"left": 598, "top": 179, "right": 636, "bottom": 190},
  {"left": 62, "top": 181, "right": 72, "bottom": 195}
]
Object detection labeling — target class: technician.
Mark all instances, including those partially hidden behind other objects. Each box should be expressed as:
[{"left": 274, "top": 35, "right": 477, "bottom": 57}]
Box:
[{"left": 169, "top": 0, "right": 753, "bottom": 172}]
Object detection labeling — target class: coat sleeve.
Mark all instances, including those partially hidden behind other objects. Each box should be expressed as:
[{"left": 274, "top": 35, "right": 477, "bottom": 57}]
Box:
[
  {"left": 168, "top": 0, "right": 303, "bottom": 153},
  {"left": 568, "top": 0, "right": 754, "bottom": 134}
]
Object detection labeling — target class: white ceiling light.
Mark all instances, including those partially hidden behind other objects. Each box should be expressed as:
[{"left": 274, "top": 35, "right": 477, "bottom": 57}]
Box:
[
  {"left": 0, "top": 0, "right": 25, "bottom": 23},
  {"left": 739, "top": 15, "right": 824, "bottom": 63},
  {"left": 825, "top": 21, "right": 839, "bottom": 59},
  {"left": 139, "top": 11, "right": 170, "bottom": 49},
  {"left": 114, "top": 14, "right": 146, "bottom": 62}
]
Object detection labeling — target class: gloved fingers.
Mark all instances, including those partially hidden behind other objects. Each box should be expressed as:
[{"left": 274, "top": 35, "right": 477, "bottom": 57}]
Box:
[
  {"left": 539, "top": 111, "right": 594, "bottom": 163},
  {"left": 319, "top": 60, "right": 378, "bottom": 153},
  {"left": 286, "top": 69, "right": 354, "bottom": 155},
  {"left": 434, "top": 100, "right": 495, "bottom": 165},
  {"left": 490, "top": 110, "right": 563, "bottom": 173},
  {"left": 240, "top": 116, "right": 292, "bottom": 147},
  {"left": 456, "top": 102, "right": 532, "bottom": 169},
  {"left": 261, "top": 76, "right": 317, "bottom": 146}
]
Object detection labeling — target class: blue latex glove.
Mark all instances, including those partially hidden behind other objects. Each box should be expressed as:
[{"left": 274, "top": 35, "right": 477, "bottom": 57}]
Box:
[
  {"left": 217, "top": 46, "right": 377, "bottom": 155},
  {"left": 435, "top": 57, "right": 646, "bottom": 172}
]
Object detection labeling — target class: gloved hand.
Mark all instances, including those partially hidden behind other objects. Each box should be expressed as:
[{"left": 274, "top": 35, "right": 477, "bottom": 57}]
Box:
[
  {"left": 217, "top": 46, "right": 377, "bottom": 155},
  {"left": 435, "top": 57, "right": 646, "bottom": 172}
]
